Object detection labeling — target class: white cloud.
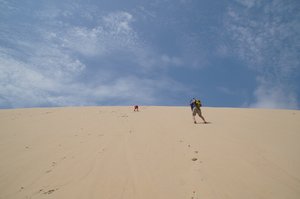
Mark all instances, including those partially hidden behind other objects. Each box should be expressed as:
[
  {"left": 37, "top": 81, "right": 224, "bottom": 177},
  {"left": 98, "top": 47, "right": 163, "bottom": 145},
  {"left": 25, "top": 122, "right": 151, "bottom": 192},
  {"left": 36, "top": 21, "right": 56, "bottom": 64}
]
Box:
[
  {"left": 60, "top": 26, "right": 106, "bottom": 57},
  {"left": 225, "top": 0, "right": 300, "bottom": 109},
  {"left": 0, "top": 2, "right": 191, "bottom": 108},
  {"left": 226, "top": 1, "right": 300, "bottom": 71},
  {"left": 91, "top": 77, "right": 157, "bottom": 104},
  {"left": 28, "top": 45, "right": 86, "bottom": 81},
  {"left": 0, "top": 53, "right": 60, "bottom": 107},
  {"left": 41, "top": 11, "right": 139, "bottom": 58},
  {"left": 103, "top": 11, "right": 134, "bottom": 33},
  {"left": 0, "top": 49, "right": 181, "bottom": 107},
  {"left": 249, "top": 77, "right": 298, "bottom": 109},
  {"left": 38, "top": 5, "right": 184, "bottom": 73},
  {"left": 0, "top": 33, "right": 185, "bottom": 108}
]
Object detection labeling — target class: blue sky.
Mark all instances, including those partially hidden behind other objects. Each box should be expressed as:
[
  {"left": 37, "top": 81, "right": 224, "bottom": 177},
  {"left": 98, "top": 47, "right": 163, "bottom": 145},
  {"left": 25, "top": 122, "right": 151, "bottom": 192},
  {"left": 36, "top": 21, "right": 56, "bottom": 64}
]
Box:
[{"left": 0, "top": 0, "right": 299, "bottom": 109}]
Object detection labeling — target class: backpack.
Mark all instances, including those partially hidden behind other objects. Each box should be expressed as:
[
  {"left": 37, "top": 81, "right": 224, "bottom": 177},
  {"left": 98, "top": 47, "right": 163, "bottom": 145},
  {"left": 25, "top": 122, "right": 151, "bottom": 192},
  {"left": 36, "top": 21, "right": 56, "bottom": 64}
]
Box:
[{"left": 195, "top": 99, "right": 202, "bottom": 107}]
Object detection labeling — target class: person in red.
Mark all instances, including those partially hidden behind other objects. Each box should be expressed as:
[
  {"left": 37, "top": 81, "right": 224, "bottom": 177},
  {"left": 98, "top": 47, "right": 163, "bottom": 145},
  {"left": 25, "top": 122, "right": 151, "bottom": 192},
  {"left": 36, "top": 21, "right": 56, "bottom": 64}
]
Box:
[{"left": 134, "top": 105, "right": 139, "bottom": 112}]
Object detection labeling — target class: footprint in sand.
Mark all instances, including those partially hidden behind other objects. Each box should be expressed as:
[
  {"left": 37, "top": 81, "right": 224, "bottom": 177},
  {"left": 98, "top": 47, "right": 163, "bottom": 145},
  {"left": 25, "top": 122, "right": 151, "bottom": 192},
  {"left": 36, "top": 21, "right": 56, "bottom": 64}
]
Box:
[
  {"left": 191, "top": 190, "right": 198, "bottom": 199},
  {"left": 40, "top": 188, "right": 59, "bottom": 195},
  {"left": 44, "top": 189, "right": 55, "bottom": 194}
]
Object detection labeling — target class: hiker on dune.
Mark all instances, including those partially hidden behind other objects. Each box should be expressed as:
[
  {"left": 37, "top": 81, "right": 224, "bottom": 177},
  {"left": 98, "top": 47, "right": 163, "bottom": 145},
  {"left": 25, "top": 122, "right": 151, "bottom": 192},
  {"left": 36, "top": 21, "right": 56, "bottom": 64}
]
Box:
[
  {"left": 190, "top": 98, "right": 207, "bottom": 124},
  {"left": 134, "top": 105, "right": 139, "bottom": 112}
]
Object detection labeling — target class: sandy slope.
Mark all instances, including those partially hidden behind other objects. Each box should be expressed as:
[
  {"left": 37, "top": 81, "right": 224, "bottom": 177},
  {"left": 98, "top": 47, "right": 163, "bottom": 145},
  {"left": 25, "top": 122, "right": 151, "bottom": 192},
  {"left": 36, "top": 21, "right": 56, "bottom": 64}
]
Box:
[{"left": 0, "top": 106, "right": 299, "bottom": 199}]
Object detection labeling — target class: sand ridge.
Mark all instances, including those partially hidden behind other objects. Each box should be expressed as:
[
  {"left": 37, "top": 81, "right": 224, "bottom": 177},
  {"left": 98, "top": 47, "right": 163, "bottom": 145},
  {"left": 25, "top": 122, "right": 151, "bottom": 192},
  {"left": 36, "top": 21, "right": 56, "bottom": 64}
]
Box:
[{"left": 0, "top": 106, "right": 300, "bottom": 199}]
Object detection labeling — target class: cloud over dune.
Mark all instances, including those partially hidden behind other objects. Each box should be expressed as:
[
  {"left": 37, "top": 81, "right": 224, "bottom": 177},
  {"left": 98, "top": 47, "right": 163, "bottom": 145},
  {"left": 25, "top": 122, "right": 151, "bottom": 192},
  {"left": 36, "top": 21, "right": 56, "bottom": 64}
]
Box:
[
  {"left": 0, "top": 2, "right": 187, "bottom": 108},
  {"left": 225, "top": 0, "right": 300, "bottom": 109},
  {"left": 0, "top": 0, "right": 299, "bottom": 109}
]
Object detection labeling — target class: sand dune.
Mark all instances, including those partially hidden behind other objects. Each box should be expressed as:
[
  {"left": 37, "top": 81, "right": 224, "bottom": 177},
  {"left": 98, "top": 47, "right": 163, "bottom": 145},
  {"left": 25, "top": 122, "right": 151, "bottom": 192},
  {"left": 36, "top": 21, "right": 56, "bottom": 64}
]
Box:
[{"left": 0, "top": 106, "right": 299, "bottom": 199}]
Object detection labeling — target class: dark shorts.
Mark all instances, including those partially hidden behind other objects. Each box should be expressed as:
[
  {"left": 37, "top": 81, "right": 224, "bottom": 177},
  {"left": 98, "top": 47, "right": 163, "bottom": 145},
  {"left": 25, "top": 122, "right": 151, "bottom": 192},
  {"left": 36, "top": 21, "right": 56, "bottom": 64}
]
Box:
[{"left": 192, "top": 107, "right": 202, "bottom": 116}]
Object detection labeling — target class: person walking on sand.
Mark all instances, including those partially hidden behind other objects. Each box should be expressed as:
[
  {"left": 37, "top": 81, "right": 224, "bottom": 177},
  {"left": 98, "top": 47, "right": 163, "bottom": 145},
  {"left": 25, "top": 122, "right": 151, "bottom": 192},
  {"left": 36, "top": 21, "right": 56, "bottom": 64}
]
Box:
[
  {"left": 190, "top": 98, "right": 207, "bottom": 124},
  {"left": 134, "top": 105, "right": 139, "bottom": 112}
]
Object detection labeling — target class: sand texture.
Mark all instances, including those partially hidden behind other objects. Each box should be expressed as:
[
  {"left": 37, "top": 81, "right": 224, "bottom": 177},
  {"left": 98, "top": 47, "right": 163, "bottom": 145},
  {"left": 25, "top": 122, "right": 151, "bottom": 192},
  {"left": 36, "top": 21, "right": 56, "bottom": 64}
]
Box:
[{"left": 0, "top": 106, "right": 300, "bottom": 199}]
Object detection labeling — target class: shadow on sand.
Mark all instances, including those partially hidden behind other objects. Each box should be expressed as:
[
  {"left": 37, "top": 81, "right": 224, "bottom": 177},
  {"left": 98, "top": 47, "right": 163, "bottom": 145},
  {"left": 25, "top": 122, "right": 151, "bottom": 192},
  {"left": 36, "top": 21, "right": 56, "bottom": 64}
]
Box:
[{"left": 195, "top": 121, "right": 212, "bottom": 124}]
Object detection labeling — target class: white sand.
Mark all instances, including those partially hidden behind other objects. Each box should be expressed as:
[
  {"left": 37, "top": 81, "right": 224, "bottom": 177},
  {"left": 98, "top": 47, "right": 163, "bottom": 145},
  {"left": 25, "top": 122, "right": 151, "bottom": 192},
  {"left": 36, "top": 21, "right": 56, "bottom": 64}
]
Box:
[{"left": 0, "top": 106, "right": 299, "bottom": 199}]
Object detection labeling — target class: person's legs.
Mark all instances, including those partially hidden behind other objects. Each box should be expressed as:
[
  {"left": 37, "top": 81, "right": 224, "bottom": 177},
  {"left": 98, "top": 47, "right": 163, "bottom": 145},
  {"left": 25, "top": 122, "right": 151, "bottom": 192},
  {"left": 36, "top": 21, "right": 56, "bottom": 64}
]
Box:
[
  {"left": 197, "top": 109, "right": 207, "bottom": 123},
  {"left": 192, "top": 108, "right": 197, "bottom": 123},
  {"left": 199, "top": 115, "right": 207, "bottom": 123}
]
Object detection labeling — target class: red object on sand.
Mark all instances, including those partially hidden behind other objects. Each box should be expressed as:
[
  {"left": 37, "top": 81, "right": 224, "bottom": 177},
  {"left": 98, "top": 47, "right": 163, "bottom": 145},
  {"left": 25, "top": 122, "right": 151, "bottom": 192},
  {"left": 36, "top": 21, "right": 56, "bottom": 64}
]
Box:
[{"left": 134, "top": 105, "right": 139, "bottom": 111}]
